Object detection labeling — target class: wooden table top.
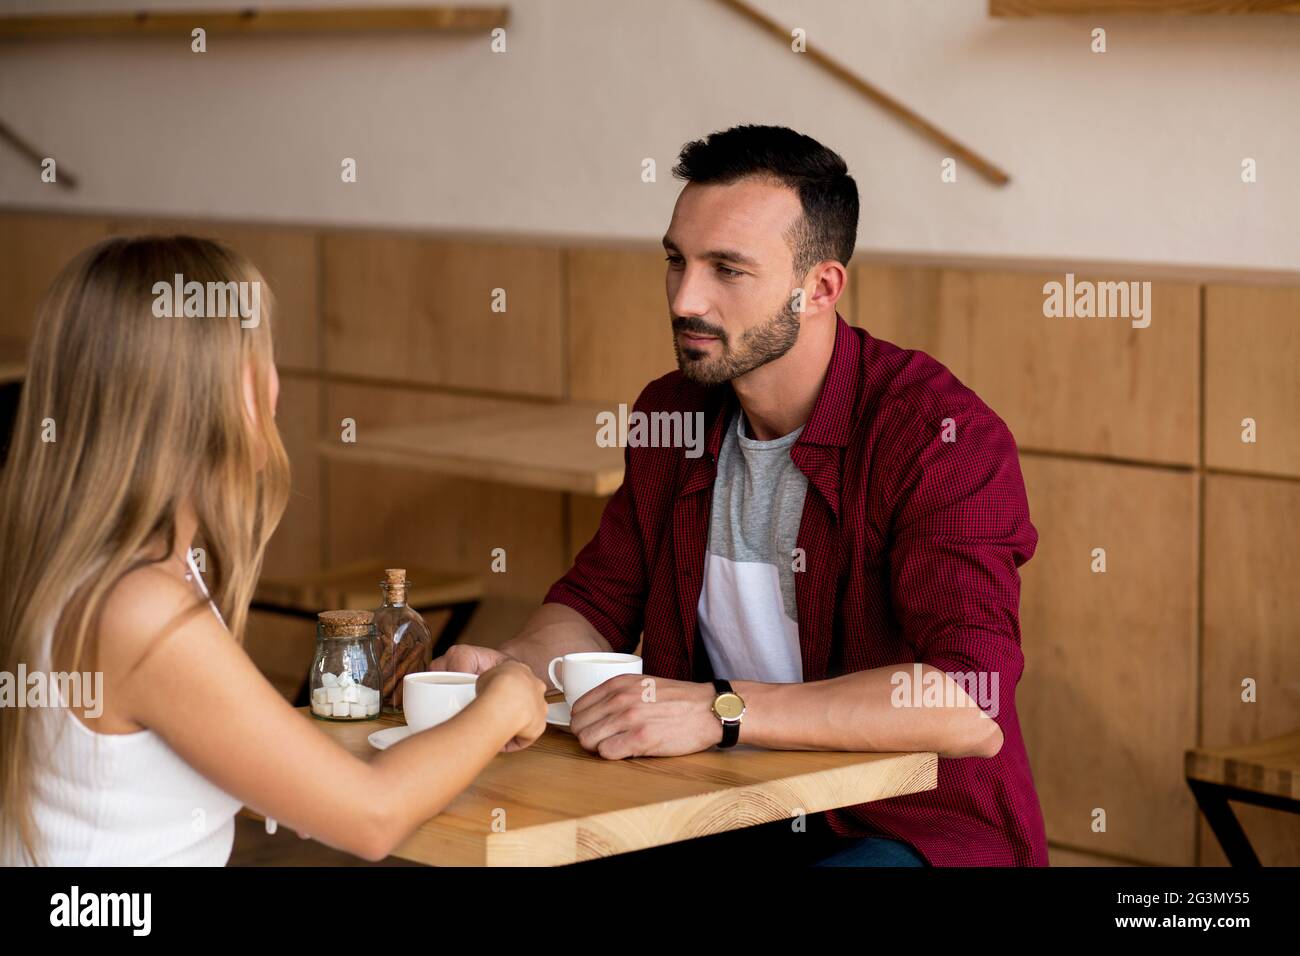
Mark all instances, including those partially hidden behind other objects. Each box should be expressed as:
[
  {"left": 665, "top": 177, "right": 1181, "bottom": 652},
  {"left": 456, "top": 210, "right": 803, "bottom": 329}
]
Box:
[
  {"left": 253, "top": 707, "right": 937, "bottom": 866},
  {"left": 1186, "top": 731, "right": 1300, "bottom": 801},
  {"left": 317, "top": 400, "right": 626, "bottom": 496}
]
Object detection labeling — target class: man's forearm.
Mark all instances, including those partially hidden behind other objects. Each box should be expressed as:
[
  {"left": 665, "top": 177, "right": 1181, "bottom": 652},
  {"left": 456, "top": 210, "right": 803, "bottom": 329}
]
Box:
[
  {"left": 732, "top": 664, "right": 1004, "bottom": 759},
  {"left": 499, "top": 602, "right": 614, "bottom": 687}
]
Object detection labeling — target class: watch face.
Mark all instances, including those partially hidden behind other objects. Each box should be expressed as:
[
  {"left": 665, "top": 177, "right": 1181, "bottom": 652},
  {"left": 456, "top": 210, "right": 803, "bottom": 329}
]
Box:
[{"left": 714, "top": 692, "right": 744, "bottom": 720}]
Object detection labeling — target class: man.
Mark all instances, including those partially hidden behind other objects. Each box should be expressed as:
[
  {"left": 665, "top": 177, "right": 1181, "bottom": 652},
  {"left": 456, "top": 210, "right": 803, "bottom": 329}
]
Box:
[{"left": 434, "top": 124, "right": 1048, "bottom": 867}]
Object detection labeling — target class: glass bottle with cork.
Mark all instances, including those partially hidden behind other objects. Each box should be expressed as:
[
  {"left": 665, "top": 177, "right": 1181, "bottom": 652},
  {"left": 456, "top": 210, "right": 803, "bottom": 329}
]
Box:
[{"left": 374, "top": 568, "right": 433, "bottom": 714}]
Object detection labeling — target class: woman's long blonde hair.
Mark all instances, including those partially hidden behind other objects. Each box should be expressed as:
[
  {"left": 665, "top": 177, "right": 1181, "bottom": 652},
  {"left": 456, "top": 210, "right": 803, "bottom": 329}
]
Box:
[{"left": 0, "top": 235, "right": 291, "bottom": 863}]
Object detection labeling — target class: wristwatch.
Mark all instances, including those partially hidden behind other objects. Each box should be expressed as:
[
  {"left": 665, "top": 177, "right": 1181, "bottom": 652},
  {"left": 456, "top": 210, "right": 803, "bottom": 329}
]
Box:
[{"left": 711, "top": 679, "right": 746, "bottom": 748}]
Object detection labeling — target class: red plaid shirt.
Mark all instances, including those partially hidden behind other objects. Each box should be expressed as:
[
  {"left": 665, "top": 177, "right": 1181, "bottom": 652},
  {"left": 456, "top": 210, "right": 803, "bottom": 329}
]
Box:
[{"left": 545, "top": 313, "right": 1049, "bottom": 866}]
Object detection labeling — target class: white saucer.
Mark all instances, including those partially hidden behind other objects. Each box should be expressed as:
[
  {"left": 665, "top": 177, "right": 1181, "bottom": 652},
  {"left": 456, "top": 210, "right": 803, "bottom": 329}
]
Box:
[
  {"left": 546, "top": 700, "right": 572, "bottom": 729},
  {"left": 370, "top": 706, "right": 572, "bottom": 747},
  {"left": 368, "top": 725, "right": 413, "bottom": 750}
]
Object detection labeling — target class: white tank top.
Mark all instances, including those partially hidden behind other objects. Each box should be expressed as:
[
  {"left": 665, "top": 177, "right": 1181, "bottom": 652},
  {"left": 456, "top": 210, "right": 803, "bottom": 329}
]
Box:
[{"left": 2, "top": 552, "right": 244, "bottom": 866}]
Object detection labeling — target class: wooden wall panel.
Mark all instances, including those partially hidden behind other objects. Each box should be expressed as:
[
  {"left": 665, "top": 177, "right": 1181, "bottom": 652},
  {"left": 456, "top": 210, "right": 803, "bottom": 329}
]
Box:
[
  {"left": 261, "top": 374, "right": 323, "bottom": 578},
  {"left": 323, "top": 234, "right": 563, "bottom": 397},
  {"left": 1205, "top": 285, "right": 1300, "bottom": 479},
  {"left": 0, "top": 212, "right": 112, "bottom": 340},
  {"left": 1047, "top": 845, "right": 1140, "bottom": 867},
  {"left": 853, "top": 265, "right": 974, "bottom": 381},
  {"left": 242, "top": 374, "right": 323, "bottom": 700},
  {"left": 566, "top": 249, "right": 677, "bottom": 405},
  {"left": 854, "top": 265, "right": 1200, "bottom": 465},
  {"left": 106, "top": 218, "right": 321, "bottom": 371},
  {"left": 567, "top": 493, "right": 608, "bottom": 566},
  {"left": 323, "top": 382, "right": 569, "bottom": 603},
  {"left": 1017, "top": 455, "right": 1198, "bottom": 865},
  {"left": 1199, "top": 474, "right": 1300, "bottom": 866}
]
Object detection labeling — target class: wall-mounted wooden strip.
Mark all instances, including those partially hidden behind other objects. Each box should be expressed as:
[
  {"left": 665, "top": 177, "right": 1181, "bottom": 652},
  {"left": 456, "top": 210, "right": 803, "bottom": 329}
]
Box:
[
  {"left": 0, "top": 119, "right": 78, "bottom": 189},
  {"left": 1200, "top": 474, "right": 1300, "bottom": 865},
  {"left": 566, "top": 249, "right": 677, "bottom": 405},
  {"left": 323, "top": 233, "right": 563, "bottom": 398},
  {"left": 1017, "top": 455, "right": 1198, "bottom": 865},
  {"left": 855, "top": 265, "right": 1200, "bottom": 466},
  {"left": 1205, "top": 284, "right": 1300, "bottom": 480},
  {"left": 0, "top": 6, "right": 510, "bottom": 40},
  {"left": 716, "top": 0, "right": 1011, "bottom": 185}
]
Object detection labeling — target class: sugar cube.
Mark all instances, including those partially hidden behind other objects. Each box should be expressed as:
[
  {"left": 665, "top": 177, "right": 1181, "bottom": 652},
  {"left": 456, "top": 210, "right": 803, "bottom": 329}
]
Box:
[
  {"left": 365, "top": 701, "right": 380, "bottom": 716},
  {"left": 348, "top": 703, "right": 366, "bottom": 718},
  {"left": 321, "top": 672, "right": 338, "bottom": 688},
  {"left": 332, "top": 701, "right": 349, "bottom": 718},
  {"left": 326, "top": 686, "right": 343, "bottom": 704},
  {"left": 311, "top": 701, "right": 331, "bottom": 718},
  {"left": 343, "top": 685, "right": 360, "bottom": 704},
  {"left": 311, "top": 688, "right": 328, "bottom": 706},
  {"left": 339, "top": 672, "right": 354, "bottom": 688}
]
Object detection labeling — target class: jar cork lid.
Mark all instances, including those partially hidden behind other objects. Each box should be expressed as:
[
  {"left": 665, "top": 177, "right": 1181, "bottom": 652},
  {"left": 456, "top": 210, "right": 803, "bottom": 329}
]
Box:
[{"left": 318, "top": 609, "right": 374, "bottom": 638}]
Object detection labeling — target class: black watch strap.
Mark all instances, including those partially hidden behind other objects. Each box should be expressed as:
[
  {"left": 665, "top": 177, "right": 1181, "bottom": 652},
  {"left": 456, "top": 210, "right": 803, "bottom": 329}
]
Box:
[{"left": 713, "top": 679, "right": 740, "bottom": 748}]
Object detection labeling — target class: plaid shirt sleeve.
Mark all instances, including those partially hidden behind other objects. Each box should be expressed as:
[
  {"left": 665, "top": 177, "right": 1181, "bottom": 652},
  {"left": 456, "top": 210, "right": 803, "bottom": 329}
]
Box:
[
  {"left": 543, "top": 436, "right": 649, "bottom": 656},
  {"left": 882, "top": 400, "right": 1038, "bottom": 723}
]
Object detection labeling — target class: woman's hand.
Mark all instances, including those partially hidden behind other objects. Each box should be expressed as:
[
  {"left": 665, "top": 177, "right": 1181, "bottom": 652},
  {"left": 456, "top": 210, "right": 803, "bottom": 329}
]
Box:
[{"left": 476, "top": 660, "right": 548, "bottom": 753}]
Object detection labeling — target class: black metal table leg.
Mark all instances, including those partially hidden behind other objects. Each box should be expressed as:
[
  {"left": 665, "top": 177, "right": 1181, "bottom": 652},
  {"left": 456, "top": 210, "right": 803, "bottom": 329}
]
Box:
[{"left": 1187, "top": 778, "right": 1261, "bottom": 867}]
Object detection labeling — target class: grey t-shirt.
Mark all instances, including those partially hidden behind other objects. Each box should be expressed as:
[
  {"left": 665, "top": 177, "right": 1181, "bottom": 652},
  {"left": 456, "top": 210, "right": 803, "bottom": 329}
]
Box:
[{"left": 696, "top": 407, "right": 809, "bottom": 683}]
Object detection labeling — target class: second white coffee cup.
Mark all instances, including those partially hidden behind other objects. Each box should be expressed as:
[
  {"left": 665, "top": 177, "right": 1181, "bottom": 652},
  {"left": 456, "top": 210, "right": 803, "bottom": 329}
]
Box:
[
  {"left": 403, "top": 671, "right": 478, "bottom": 732},
  {"left": 547, "top": 652, "right": 642, "bottom": 706}
]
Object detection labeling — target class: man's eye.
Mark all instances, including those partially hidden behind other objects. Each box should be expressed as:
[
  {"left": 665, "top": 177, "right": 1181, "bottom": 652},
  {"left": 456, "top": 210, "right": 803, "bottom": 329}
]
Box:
[
  {"left": 717, "top": 265, "right": 743, "bottom": 278},
  {"left": 664, "top": 255, "right": 683, "bottom": 267}
]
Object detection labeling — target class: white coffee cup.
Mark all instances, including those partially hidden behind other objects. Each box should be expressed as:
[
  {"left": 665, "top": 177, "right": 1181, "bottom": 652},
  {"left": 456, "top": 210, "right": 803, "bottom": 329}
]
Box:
[
  {"left": 403, "top": 671, "right": 478, "bottom": 731},
  {"left": 547, "top": 652, "right": 642, "bottom": 706}
]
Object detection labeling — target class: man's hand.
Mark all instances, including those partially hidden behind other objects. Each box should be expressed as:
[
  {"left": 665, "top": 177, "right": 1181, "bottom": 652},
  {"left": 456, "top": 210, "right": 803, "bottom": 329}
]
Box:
[
  {"left": 568, "top": 674, "right": 720, "bottom": 759},
  {"left": 429, "top": 644, "right": 519, "bottom": 676}
]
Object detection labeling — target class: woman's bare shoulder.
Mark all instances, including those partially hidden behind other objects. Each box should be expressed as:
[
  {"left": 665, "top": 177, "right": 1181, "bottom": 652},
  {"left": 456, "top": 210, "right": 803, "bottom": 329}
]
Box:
[{"left": 96, "top": 560, "right": 217, "bottom": 672}]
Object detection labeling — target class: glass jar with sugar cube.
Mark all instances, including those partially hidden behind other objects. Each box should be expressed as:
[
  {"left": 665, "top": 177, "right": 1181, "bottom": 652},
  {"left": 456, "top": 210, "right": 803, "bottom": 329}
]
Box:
[{"left": 309, "top": 609, "right": 382, "bottom": 721}]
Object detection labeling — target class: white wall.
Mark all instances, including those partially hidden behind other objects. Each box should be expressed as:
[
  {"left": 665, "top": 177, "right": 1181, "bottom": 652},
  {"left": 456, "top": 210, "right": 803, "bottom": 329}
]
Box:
[{"left": 1, "top": 0, "right": 1297, "bottom": 270}]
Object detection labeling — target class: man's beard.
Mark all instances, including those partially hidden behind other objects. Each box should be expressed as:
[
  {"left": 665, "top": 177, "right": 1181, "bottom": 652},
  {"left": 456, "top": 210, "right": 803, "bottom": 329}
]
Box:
[{"left": 672, "top": 299, "right": 801, "bottom": 386}]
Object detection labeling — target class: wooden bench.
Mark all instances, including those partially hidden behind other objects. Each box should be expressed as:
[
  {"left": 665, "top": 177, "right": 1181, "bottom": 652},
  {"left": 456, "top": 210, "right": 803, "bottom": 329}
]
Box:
[
  {"left": 1185, "top": 731, "right": 1300, "bottom": 866},
  {"left": 252, "top": 560, "right": 484, "bottom": 705}
]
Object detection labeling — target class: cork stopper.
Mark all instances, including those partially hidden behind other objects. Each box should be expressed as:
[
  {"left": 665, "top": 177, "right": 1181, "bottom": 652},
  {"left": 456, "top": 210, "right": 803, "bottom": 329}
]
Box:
[
  {"left": 318, "top": 609, "right": 374, "bottom": 638},
  {"left": 382, "top": 568, "right": 408, "bottom": 604}
]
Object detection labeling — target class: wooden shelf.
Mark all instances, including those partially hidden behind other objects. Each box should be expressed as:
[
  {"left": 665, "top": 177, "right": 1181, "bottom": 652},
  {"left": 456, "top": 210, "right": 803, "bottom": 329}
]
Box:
[
  {"left": 991, "top": 0, "right": 1300, "bottom": 14},
  {"left": 0, "top": 6, "right": 509, "bottom": 40}
]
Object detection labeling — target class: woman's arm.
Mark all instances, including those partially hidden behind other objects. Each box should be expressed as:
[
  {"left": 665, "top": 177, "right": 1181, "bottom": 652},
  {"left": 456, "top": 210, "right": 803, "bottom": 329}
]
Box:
[{"left": 103, "top": 567, "right": 547, "bottom": 862}]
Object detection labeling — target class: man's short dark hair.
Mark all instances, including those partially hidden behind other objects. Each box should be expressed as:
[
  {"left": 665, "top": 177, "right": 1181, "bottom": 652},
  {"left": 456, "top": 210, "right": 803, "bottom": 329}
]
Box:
[{"left": 671, "top": 124, "right": 859, "bottom": 277}]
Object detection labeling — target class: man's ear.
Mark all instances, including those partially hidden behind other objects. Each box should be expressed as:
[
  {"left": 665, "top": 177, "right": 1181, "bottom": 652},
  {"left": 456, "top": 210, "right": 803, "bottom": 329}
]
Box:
[{"left": 806, "top": 261, "right": 847, "bottom": 314}]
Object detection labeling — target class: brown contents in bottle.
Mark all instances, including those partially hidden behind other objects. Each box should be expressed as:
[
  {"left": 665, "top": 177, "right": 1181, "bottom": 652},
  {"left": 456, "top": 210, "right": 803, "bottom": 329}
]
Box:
[{"left": 375, "top": 569, "right": 433, "bottom": 712}]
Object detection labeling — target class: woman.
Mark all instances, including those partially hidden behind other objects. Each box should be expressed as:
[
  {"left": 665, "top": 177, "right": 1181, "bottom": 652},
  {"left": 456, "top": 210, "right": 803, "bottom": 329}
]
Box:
[{"left": 0, "top": 236, "right": 547, "bottom": 865}]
